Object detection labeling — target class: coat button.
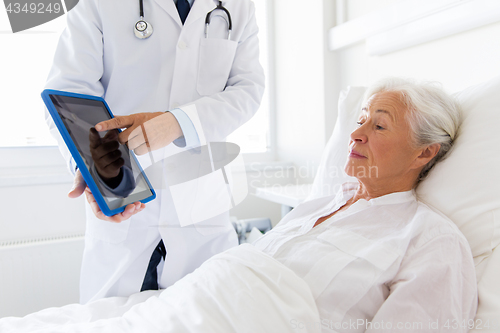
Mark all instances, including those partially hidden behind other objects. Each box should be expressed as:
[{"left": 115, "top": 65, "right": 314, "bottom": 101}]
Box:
[{"left": 178, "top": 41, "right": 187, "bottom": 49}]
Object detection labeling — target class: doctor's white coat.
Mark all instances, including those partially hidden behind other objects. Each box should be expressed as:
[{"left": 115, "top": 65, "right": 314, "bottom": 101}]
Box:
[{"left": 45, "top": 0, "right": 265, "bottom": 303}]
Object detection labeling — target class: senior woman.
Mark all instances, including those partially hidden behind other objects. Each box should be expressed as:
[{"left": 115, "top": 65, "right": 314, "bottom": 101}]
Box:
[
  {"left": 252, "top": 77, "right": 477, "bottom": 330},
  {"left": 0, "top": 78, "right": 476, "bottom": 332}
]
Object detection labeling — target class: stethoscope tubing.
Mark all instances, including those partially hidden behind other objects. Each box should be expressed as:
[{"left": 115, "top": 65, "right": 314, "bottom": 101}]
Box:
[
  {"left": 135, "top": 0, "right": 232, "bottom": 40},
  {"left": 139, "top": 0, "right": 145, "bottom": 18},
  {"left": 205, "top": 1, "right": 232, "bottom": 39}
]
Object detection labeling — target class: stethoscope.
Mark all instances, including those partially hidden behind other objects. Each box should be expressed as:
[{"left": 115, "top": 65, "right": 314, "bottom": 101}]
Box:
[{"left": 134, "top": 0, "right": 232, "bottom": 40}]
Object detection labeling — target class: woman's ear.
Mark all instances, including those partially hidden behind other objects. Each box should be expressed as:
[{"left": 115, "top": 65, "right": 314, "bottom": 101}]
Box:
[{"left": 411, "top": 143, "right": 441, "bottom": 170}]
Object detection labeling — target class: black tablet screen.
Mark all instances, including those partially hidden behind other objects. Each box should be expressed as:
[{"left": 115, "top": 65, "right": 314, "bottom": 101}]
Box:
[{"left": 50, "top": 94, "right": 153, "bottom": 210}]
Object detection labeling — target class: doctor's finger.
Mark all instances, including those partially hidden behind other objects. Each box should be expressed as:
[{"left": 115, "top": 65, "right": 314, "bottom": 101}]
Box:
[
  {"left": 133, "top": 142, "right": 152, "bottom": 156},
  {"left": 127, "top": 129, "right": 147, "bottom": 151},
  {"left": 118, "top": 124, "right": 144, "bottom": 146},
  {"left": 85, "top": 188, "right": 144, "bottom": 222},
  {"left": 95, "top": 115, "right": 134, "bottom": 132},
  {"left": 84, "top": 187, "right": 120, "bottom": 222},
  {"left": 84, "top": 187, "right": 112, "bottom": 221},
  {"left": 68, "top": 170, "right": 87, "bottom": 198},
  {"left": 118, "top": 202, "right": 146, "bottom": 221}
]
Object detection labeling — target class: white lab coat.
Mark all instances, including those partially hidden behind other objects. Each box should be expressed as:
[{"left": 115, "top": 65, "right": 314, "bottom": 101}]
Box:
[{"left": 45, "top": 0, "right": 265, "bottom": 303}]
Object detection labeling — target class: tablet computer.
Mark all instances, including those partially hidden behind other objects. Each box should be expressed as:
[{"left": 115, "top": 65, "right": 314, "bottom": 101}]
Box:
[{"left": 41, "top": 89, "right": 156, "bottom": 216}]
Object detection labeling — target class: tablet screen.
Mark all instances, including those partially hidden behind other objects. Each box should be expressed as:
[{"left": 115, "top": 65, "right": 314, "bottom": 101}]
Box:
[{"left": 49, "top": 94, "right": 153, "bottom": 210}]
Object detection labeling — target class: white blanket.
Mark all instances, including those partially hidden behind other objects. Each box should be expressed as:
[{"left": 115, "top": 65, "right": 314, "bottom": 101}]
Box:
[{"left": 0, "top": 244, "right": 321, "bottom": 333}]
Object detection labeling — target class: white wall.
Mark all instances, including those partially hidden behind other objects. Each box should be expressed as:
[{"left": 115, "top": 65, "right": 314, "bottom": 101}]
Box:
[
  {"left": 337, "top": 21, "right": 500, "bottom": 93},
  {"left": 0, "top": 147, "right": 86, "bottom": 317},
  {"left": 0, "top": 148, "right": 86, "bottom": 245},
  {"left": 335, "top": 0, "right": 500, "bottom": 92}
]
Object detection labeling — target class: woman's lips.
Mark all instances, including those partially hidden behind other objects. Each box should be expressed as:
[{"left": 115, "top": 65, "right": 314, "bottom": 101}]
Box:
[{"left": 349, "top": 150, "right": 366, "bottom": 159}]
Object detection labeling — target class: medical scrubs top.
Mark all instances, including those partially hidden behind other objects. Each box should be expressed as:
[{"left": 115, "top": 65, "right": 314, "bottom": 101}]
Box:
[{"left": 252, "top": 182, "right": 477, "bottom": 332}]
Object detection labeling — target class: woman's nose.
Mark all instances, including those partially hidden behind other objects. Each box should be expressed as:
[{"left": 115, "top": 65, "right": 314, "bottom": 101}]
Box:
[{"left": 350, "top": 125, "right": 368, "bottom": 143}]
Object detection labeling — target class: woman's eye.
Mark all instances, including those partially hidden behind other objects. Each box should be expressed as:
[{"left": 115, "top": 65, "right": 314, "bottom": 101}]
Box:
[
  {"left": 356, "top": 121, "right": 364, "bottom": 126},
  {"left": 376, "top": 125, "right": 384, "bottom": 130}
]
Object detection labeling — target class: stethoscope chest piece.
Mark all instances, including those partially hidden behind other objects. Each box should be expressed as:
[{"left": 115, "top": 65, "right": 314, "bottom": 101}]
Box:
[{"left": 134, "top": 18, "right": 153, "bottom": 39}]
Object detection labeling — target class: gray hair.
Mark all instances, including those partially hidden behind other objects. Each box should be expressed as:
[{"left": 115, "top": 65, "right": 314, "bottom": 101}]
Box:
[{"left": 364, "top": 77, "right": 462, "bottom": 183}]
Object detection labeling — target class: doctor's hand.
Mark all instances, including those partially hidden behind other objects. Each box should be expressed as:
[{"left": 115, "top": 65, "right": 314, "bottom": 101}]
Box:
[
  {"left": 84, "top": 187, "right": 145, "bottom": 223},
  {"left": 68, "top": 170, "right": 144, "bottom": 222},
  {"left": 95, "top": 112, "right": 183, "bottom": 156},
  {"left": 68, "top": 169, "right": 87, "bottom": 198}
]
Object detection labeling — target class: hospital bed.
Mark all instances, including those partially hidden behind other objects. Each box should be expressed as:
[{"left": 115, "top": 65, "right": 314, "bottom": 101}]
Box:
[
  {"left": 1, "top": 76, "right": 499, "bottom": 332},
  {"left": 308, "top": 75, "right": 500, "bottom": 331}
]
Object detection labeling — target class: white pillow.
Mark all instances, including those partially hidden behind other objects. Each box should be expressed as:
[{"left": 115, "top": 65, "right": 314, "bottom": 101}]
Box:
[
  {"left": 419, "top": 76, "right": 500, "bottom": 328},
  {"left": 418, "top": 76, "right": 500, "bottom": 266},
  {"left": 309, "top": 76, "right": 500, "bottom": 323},
  {"left": 307, "top": 86, "right": 365, "bottom": 200}
]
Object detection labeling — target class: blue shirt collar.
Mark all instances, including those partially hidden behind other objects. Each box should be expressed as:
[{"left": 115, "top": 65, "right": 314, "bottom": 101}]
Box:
[{"left": 173, "top": 0, "right": 195, "bottom": 7}]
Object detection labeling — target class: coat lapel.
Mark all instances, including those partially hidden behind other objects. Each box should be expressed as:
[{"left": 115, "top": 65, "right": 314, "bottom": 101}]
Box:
[
  {"left": 184, "top": 0, "right": 216, "bottom": 27},
  {"left": 152, "top": 0, "right": 182, "bottom": 26}
]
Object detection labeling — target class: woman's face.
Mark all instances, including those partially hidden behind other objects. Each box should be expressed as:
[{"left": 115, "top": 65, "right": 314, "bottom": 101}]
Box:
[{"left": 345, "top": 91, "right": 423, "bottom": 186}]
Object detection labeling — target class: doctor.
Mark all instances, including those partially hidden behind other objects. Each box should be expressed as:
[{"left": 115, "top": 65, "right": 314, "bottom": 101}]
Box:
[{"left": 45, "top": 0, "right": 265, "bottom": 303}]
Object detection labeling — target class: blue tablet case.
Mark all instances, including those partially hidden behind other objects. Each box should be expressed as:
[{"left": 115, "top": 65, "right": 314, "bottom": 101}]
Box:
[{"left": 41, "top": 89, "right": 156, "bottom": 216}]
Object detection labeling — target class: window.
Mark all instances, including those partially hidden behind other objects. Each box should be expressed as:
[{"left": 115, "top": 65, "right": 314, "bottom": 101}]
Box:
[
  {"left": 0, "top": 1, "right": 272, "bottom": 154},
  {"left": 226, "top": 0, "right": 272, "bottom": 153},
  {"left": 0, "top": 9, "right": 65, "bottom": 147}
]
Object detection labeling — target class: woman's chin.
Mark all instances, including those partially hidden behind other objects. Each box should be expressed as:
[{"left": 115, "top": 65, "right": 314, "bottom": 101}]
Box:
[{"left": 344, "top": 163, "right": 378, "bottom": 179}]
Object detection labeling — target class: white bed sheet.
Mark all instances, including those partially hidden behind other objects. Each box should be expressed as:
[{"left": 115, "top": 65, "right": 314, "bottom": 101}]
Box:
[{"left": 0, "top": 244, "right": 320, "bottom": 333}]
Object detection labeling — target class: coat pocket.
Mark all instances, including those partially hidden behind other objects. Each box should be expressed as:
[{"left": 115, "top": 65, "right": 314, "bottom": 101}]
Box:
[{"left": 197, "top": 38, "right": 237, "bottom": 96}]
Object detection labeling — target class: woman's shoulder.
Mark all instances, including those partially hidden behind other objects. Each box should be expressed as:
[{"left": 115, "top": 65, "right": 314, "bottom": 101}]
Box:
[{"left": 410, "top": 200, "right": 470, "bottom": 252}]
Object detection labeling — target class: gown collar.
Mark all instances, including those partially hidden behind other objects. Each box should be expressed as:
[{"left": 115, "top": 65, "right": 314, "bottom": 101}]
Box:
[{"left": 341, "top": 182, "right": 416, "bottom": 208}]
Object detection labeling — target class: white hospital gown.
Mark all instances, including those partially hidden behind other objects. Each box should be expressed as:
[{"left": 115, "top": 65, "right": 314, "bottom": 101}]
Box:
[{"left": 252, "top": 183, "right": 477, "bottom": 333}]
